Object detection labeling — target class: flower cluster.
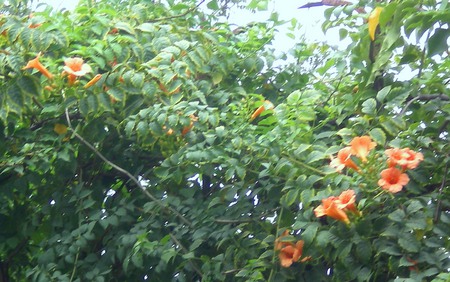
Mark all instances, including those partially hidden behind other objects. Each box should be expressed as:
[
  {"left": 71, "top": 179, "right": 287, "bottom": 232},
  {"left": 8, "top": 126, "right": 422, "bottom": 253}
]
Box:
[
  {"left": 378, "top": 148, "right": 423, "bottom": 193},
  {"left": 275, "top": 230, "right": 309, "bottom": 268},
  {"left": 314, "top": 190, "right": 360, "bottom": 224},
  {"left": 330, "top": 136, "right": 423, "bottom": 194},
  {"left": 330, "top": 135, "right": 376, "bottom": 172},
  {"left": 23, "top": 53, "right": 100, "bottom": 88}
]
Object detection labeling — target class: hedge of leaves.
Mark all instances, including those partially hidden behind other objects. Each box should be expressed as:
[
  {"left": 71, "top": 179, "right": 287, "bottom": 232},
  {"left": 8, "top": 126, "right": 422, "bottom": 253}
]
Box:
[{"left": 0, "top": 0, "right": 449, "bottom": 281}]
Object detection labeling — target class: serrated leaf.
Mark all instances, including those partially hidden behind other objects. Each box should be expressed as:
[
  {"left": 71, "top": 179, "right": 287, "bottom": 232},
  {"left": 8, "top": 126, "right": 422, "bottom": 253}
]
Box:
[
  {"left": 107, "top": 88, "right": 124, "bottom": 101},
  {"left": 131, "top": 72, "right": 145, "bottom": 88},
  {"left": 301, "top": 224, "right": 319, "bottom": 245},
  {"left": 398, "top": 233, "right": 420, "bottom": 252},
  {"left": 300, "top": 189, "right": 314, "bottom": 208},
  {"left": 136, "top": 23, "right": 155, "bottom": 33},
  {"left": 306, "top": 150, "right": 325, "bottom": 163},
  {"left": 17, "top": 75, "right": 40, "bottom": 97},
  {"left": 362, "top": 98, "right": 377, "bottom": 115},
  {"left": 115, "top": 22, "right": 135, "bottom": 35},
  {"left": 388, "top": 209, "right": 405, "bottom": 222},
  {"left": 281, "top": 189, "right": 299, "bottom": 207},
  {"left": 369, "top": 128, "right": 386, "bottom": 145},
  {"left": 376, "top": 85, "right": 391, "bottom": 102}
]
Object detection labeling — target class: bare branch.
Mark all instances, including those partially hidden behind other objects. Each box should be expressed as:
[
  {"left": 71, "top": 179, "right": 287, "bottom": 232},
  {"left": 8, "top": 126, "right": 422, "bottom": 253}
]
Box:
[
  {"left": 400, "top": 94, "right": 450, "bottom": 115},
  {"left": 65, "top": 111, "right": 192, "bottom": 227}
]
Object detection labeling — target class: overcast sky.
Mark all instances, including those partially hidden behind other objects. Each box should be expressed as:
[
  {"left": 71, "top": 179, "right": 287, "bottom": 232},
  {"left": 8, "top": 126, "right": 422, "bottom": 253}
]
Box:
[{"left": 33, "top": 0, "right": 341, "bottom": 49}]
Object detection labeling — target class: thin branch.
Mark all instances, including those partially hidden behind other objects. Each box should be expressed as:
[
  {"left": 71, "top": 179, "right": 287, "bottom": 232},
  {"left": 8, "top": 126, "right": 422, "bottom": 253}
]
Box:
[
  {"left": 400, "top": 94, "right": 449, "bottom": 115},
  {"left": 69, "top": 248, "right": 80, "bottom": 282},
  {"left": 169, "top": 232, "right": 203, "bottom": 278},
  {"left": 65, "top": 111, "right": 192, "bottom": 227},
  {"left": 149, "top": 0, "right": 206, "bottom": 23},
  {"left": 281, "top": 154, "right": 328, "bottom": 176},
  {"left": 215, "top": 218, "right": 254, "bottom": 224},
  {"left": 298, "top": 0, "right": 365, "bottom": 13},
  {"left": 418, "top": 29, "right": 432, "bottom": 79}
]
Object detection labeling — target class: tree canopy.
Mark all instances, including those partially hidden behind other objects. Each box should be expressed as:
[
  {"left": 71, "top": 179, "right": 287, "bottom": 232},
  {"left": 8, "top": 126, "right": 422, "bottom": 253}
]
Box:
[{"left": 0, "top": 0, "right": 449, "bottom": 281}]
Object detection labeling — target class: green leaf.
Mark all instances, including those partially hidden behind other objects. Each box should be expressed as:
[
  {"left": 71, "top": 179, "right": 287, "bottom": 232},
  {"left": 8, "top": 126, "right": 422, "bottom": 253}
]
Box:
[
  {"left": 301, "top": 224, "right": 319, "bottom": 245},
  {"left": 388, "top": 209, "right": 405, "bottom": 222},
  {"left": 398, "top": 233, "right": 420, "bottom": 252},
  {"left": 362, "top": 98, "right": 377, "bottom": 115},
  {"left": 280, "top": 189, "right": 299, "bottom": 207},
  {"left": 136, "top": 23, "right": 155, "bottom": 33},
  {"left": 427, "top": 28, "right": 450, "bottom": 56},
  {"left": 115, "top": 22, "right": 135, "bottom": 35},
  {"left": 376, "top": 85, "right": 391, "bottom": 102},
  {"left": 306, "top": 150, "right": 325, "bottom": 164},
  {"left": 369, "top": 128, "right": 386, "bottom": 145}
]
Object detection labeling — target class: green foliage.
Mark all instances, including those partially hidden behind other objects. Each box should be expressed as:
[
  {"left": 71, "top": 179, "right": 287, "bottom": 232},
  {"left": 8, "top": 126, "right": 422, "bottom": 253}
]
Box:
[{"left": 0, "top": 0, "right": 449, "bottom": 281}]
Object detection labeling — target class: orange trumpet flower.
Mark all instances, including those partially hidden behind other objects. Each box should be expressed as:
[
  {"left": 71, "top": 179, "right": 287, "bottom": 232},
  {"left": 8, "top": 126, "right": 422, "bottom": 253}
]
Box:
[
  {"left": 63, "top": 57, "right": 92, "bottom": 85},
  {"left": 22, "top": 53, "right": 53, "bottom": 79},
  {"left": 314, "top": 197, "right": 350, "bottom": 224},
  {"left": 330, "top": 147, "right": 360, "bottom": 172},
  {"left": 84, "top": 74, "right": 102, "bottom": 89},
  {"left": 378, "top": 167, "right": 410, "bottom": 193},
  {"left": 350, "top": 135, "right": 376, "bottom": 162}
]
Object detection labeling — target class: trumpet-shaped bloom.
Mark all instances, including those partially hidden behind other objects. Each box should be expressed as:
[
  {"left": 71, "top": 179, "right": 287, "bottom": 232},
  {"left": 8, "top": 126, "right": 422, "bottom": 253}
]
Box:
[
  {"left": 368, "top": 7, "right": 383, "bottom": 41},
  {"left": 386, "top": 148, "right": 424, "bottom": 170},
  {"left": 350, "top": 136, "right": 376, "bottom": 162},
  {"left": 63, "top": 57, "right": 92, "bottom": 85},
  {"left": 378, "top": 167, "right": 410, "bottom": 193},
  {"left": 84, "top": 74, "right": 102, "bottom": 89},
  {"left": 330, "top": 147, "right": 359, "bottom": 172},
  {"left": 314, "top": 197, "right": 350, "bottom": 224},
  {"left": 402, "top": 148, "right": 424, "bottom": 169},
  {"left": 337, "top": 190, "right": 360, "bottom": 215},
  {"left": 279, "top": 240, "right": 305, "bottom": 268},
  {"left": 22, "top": 53, "right": 53, "bottom": 79},
  {"left": 275, "top": 230, "right": 308, "bottom": 268}
]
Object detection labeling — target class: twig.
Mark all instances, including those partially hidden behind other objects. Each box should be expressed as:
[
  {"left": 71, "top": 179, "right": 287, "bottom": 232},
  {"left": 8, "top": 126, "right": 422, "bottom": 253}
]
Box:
[
  {"left": 298, "top": 0, "right": 365, "bottom": 13},
  {"left": 215, "top": 218, "right": 254, "bottom": 224},
  {"left": 168, "top": 232, "right": 203, "bottom": 278},
  {"left": 418, "top": 30, "right": 432, "bottom": 79},
  {"left": 64, "top": 110, "right": 192, "bottom": 227},
  {"left": 400, "top": 94, "right": 449, "bottom": 115},
  {"left": 281, "top": 154, "right": 328, "bottom": 176},
  {"left": 149, "top": 0, "right": 206, "bottom": 23},
  {"left": 69, "top": 249, "right": 80, "bottom": 282}
]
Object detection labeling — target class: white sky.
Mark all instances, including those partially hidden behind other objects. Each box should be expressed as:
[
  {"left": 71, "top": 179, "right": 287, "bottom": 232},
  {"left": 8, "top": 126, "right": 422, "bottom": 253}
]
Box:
[{"left": 33, "top": 0, "right": 340, "bottom": 50}]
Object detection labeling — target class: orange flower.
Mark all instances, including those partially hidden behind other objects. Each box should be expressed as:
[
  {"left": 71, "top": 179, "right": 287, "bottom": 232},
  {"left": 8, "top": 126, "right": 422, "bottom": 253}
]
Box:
[
  {"left": 336, "top": 190, "right": 360, "bottom": 215},
  {"left": 279, "top": 240, "right": 305, "bottom": 268},
  {"left": 385, "top": 148, "right": 409, "bottom": 168},
  {"left": 275, "top": 231, "right": 308, "bottom": 268},
  {"left": 350, "top": 136, "right": 376, "bottom": 162},
  {"left": 63, "top": 57, "right": 92, "bottom": 85},
  {"left": 181, "top": 114, "right": 198, "bottom": 136},
  {"left": 22, "top": 52, "right": 53, "bottom": 79},
  {"left": 402, "top": 148, "right": 423, "bottom": 170},
  {"left": 330, "top": 147, "right": 360, "bottom": 172},
  {"left": 84, "top": 74, "right": 102, "bottom": 89},
  {"left": 250, "top": 100, "right": 274, "bottom": 121},
  {"left": 314, "top": 197, "right": 350, "bottom": 224},
  {"left": 378, "top": 167, "right": 410, "bottom": 193}
]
